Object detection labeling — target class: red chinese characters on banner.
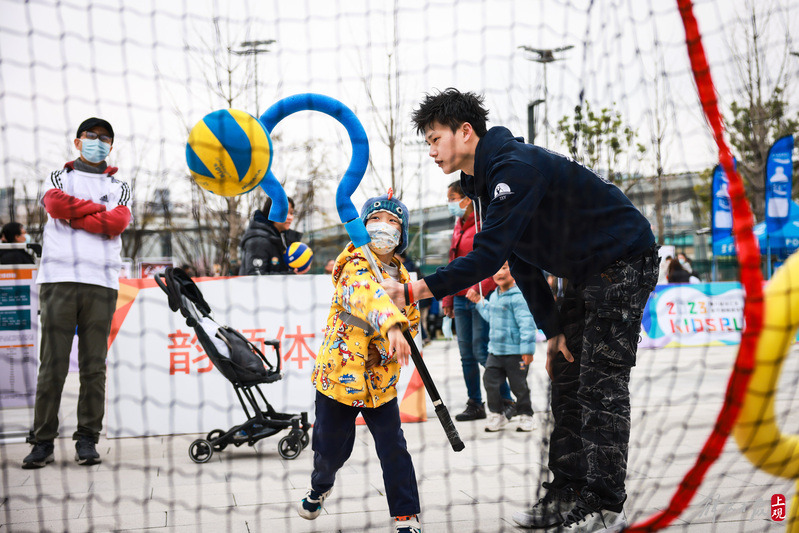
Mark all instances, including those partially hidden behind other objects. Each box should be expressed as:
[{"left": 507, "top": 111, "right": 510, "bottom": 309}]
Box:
[
  {"left": 167, "top": 329, "right": 213, "bottom": 375},
  {"left": 283, "top": 325, "right": 316, "bottom": 370},
  {"left": 167, "top": 325, "right": 316, "bottom": 375}
]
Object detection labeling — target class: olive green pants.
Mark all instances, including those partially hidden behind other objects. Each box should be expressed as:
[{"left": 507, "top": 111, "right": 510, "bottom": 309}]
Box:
[{"left": 32, "top": 282, "right": 117, "bottom": 443}]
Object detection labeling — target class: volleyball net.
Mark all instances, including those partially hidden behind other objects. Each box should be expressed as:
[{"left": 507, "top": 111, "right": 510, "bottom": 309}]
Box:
[{"left": 1, "top": 0, "right": 798, "bottom": 531}]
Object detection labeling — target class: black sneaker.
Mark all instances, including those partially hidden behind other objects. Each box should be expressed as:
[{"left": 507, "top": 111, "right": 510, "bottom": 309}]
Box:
[
  {"left": 22, "top": 441, "right": 54, "bottom": 469},
  {"left": 511, "top": 482, "right": 577, "bottom": 528},
  {"left": 454, "top": 399, "right": 486, "bottom": 421},
  {"left": 560, "top": 492, "right": 627, "bottom": 532},
  {"left": 75, "top": 437, "right": 101, "bottom": 466},
  {"left": 503, "top": 399, "right": 517, "bottom": 420}
]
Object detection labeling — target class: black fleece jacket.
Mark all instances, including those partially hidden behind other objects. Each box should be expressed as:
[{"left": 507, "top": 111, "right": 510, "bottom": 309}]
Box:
[
  {"left": 238, "top": 210, "right": 302, "bottom": 275},
  {"left": 424, "top": 126, "right": 654, "bottom": 338}
]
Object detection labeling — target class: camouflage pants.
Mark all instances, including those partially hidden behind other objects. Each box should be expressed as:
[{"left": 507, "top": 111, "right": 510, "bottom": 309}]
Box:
[{"left": 548, "top": 245, "right": 659, "bottom": 508}]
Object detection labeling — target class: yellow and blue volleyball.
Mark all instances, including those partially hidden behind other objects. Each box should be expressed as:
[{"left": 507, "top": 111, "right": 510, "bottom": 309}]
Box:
[
  {"left": 186, "top": 109, "right": 272, "bottom": 196},
  {"left": 284, "top": 242, "right": 313, "bottom": 271}
]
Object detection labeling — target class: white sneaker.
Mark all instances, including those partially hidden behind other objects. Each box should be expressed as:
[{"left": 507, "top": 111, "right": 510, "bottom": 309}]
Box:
[
  {"left": 561, "top": 502, "right": 627, "bottom": 532},
  {"left": 516, "top": 414, "right": 536, "bottom": 432},
  {"left": 394, "top": 514, "right": 422, "bottom": 532},
  {"left": 484, "top": 412, "right": 508, "bottom": 432},
  {"left": 298, "top": 487, "right": 332, "bottom": 520}
]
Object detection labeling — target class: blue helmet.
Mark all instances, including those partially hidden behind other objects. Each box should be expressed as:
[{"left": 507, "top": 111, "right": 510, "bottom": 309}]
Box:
[{"left": 360, "top": 193, "right": 410, "bottom": 254}]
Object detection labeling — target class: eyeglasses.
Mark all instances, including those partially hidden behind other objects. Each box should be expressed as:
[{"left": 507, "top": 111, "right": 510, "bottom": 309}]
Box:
[{"left": 81, "top": 131, "right": 113, "bottom": 143}]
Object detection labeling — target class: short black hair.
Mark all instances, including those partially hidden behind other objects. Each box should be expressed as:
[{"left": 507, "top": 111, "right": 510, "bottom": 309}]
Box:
[
  {"left": 1, "top": 222, "right": 23, "bottom": 243},
  {"left": 262, "top": 196, "right": 295, "bottom": 218},
  {"left": 411, "top": 88, "right": 489, "bottom": 137},
  {"left": 448, "top": 180, "right": 464, "bottom": 197}
]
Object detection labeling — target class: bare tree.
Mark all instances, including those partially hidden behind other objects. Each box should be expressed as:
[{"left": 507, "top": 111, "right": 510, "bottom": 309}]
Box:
[
  {"left": 363, "top": 52, "right": 403, "bottom": 196},
  {"left": 14, "top": 170, "right": 46, "bottom": 238},
  {"left": 726, "top": 2, "right": 799, "bottom": 222},
  {"left": 647, "top": 43, "right": 670, "bottom": 244},
  {"left": 165, "top": 17, "right": 255, "bottom": 275},
  {"left": 360, "top": 2, "right": 411, "bottom": 199}
]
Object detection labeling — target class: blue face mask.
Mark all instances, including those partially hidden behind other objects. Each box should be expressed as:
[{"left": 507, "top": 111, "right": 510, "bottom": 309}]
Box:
[
  {"left": 81, "top": 139, "right": 111, "bottom": 163},
  {"left": 24, "top": 233, "right": 31, "bottom": 244},
  {"left": 447, "top": 200, "right": 466, "bottom": 218}
]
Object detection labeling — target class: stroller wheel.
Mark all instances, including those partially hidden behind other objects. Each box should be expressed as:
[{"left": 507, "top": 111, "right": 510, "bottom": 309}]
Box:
[
  {"left": 189, "top": 439, "right": 214, "bottom": 463},
  {"left": 277, "top": 435, "right": 302, "bottom": 460},
  {"left": 206, "top": 429, "right": 228, "bottom": 452},
  {"left": 300, "top": 431, "right": 310, "bottom": 449}
]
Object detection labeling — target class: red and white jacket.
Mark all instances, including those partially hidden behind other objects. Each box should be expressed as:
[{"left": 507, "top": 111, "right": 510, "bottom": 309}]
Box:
[
  {"left": 37, "top": 161, "right": 132, "bottom": 290},
  {"left": 441, "top": 211, "right": 496, "bottom": 309}
]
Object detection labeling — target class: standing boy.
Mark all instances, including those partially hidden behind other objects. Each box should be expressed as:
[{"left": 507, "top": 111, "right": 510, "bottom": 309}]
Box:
[
  {"left": 466, "top": 262, "right": 536, "bottom": 433},
  {"left": 299, "top": 193, "right": 422, "bottom": 533},
  {"left": 23, "top": 117, "right": 132, "bottom": 468},
  {"left": 239, "top": 196, "right": 306, "bottom": 275},
  {"left": 382, "top": 88, "right": 658, "bottom": 531}
]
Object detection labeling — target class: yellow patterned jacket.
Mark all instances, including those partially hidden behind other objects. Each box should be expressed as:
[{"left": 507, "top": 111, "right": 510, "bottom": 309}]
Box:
[{"left": 312, "top": 243, "right": 420, "bottom": 408}]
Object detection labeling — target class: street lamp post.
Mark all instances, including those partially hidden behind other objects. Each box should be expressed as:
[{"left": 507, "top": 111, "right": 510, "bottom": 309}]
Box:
[
  {"left": 527, "top": 99, "right": 545, "bottom": 145},
  {"left": 230, "top": 39, "right": 276, "bottom": 116},
  {"left": 518, "top": 45, "right": 574, "bottom": 148}
]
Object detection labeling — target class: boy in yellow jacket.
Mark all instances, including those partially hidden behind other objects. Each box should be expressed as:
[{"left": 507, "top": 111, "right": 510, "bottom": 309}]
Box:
[{"left": 299, "top": 193, "right": 422, "bottom": 533}]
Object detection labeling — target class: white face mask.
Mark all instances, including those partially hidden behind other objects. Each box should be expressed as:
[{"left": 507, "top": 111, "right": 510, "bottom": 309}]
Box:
[
  {"left": 367, "top": 222, "right": 401, "bottom": 255},
  {"left": 447, "top": 200, "right": 466, "bottom": 218}
]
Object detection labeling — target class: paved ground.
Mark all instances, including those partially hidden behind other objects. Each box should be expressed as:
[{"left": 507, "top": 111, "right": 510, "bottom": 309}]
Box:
[{"left": 1, "top": 340, "right": 795, "bottom": 532}]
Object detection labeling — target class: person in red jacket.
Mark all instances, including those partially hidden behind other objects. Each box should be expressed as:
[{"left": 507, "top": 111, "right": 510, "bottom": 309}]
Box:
[
  {"left": 444, "top": 181, "right": 514, "bottom": 421},
  {"left": 22, "top": 118, "right": 132, "bottom": 470}
]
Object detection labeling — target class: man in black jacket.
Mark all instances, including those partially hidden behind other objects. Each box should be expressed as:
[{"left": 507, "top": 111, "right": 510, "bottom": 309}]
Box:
[
  {"left": 383, "top": 89, "right": 658, "bottom": 532},
  {"left": 239, "top": 196, "right": 304, "bottom": 275}
]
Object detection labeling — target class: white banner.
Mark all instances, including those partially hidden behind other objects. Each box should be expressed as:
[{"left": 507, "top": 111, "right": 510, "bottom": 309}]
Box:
[
  {"left": 107, "top": 274, "right": 423, "bottom": 438},
  {"left": 0, "top": 266, "right": 39, "bottom": 410}
]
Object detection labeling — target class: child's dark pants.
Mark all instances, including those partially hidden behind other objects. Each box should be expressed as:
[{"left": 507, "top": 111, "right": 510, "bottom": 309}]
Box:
[{"left": 311, "top": 390, "right": 420, "bottom": 517}]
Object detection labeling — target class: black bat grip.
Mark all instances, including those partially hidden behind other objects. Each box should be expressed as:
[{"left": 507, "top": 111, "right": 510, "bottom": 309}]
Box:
[{"left": 435, "top": 403, "right": 465, "bottom": 452}]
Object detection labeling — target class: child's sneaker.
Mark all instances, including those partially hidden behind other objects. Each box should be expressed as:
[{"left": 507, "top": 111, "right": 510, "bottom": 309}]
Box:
[
  {"left": 484, "top": 412, "right": 508, "bottom": 432},
  {"left": 516, "top": 414, "right": 536, "bottom": 432},
  {"left": 298, "top": 487, "right": 332, "bottom": 520},
  {"left": 394, "top": 514, "right": 422, "bottom": 533}
]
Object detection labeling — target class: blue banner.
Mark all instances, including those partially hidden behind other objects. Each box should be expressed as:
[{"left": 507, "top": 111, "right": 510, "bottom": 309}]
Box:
[
  {"left": 765, "top": 135, "right": 794, "bottom": 233},
  {"left": 711, "top": 159, "right": 736, "bottom": 255}
]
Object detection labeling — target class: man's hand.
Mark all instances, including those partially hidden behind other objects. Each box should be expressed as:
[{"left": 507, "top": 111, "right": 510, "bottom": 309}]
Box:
[
  {"left": 465, "top": 288, "right": 482, "bottom": 304},
  {"left": 522, "top": 354, "right": 534, "bottom": 365},
  {"left": 545, "top": 334, "right": 573, "bottom": 380},
  {"left": 294, "top": 264, "right": 312, "bottom": 275},
  {"left": 365, "top": 342, "right": 382, "bottom": 369},
  {"left": 442, "top": 306, "right": 454, "bottom": 318},
  {"left": 387, "top": 325, "right": 411, "bottom": 366},
  {"left": 381, "top": 278, "right": 406, "bottom": 307}
]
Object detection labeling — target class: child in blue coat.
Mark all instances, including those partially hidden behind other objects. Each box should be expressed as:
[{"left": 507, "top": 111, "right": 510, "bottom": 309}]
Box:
[{"left": 466, "top": 262, "right": 537, "bottom": 432}]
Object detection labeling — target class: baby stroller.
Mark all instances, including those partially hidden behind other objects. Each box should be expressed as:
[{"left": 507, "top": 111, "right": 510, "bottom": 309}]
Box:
[{"left": 154, "top": 267, "right": 310, "bottom": 463}]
